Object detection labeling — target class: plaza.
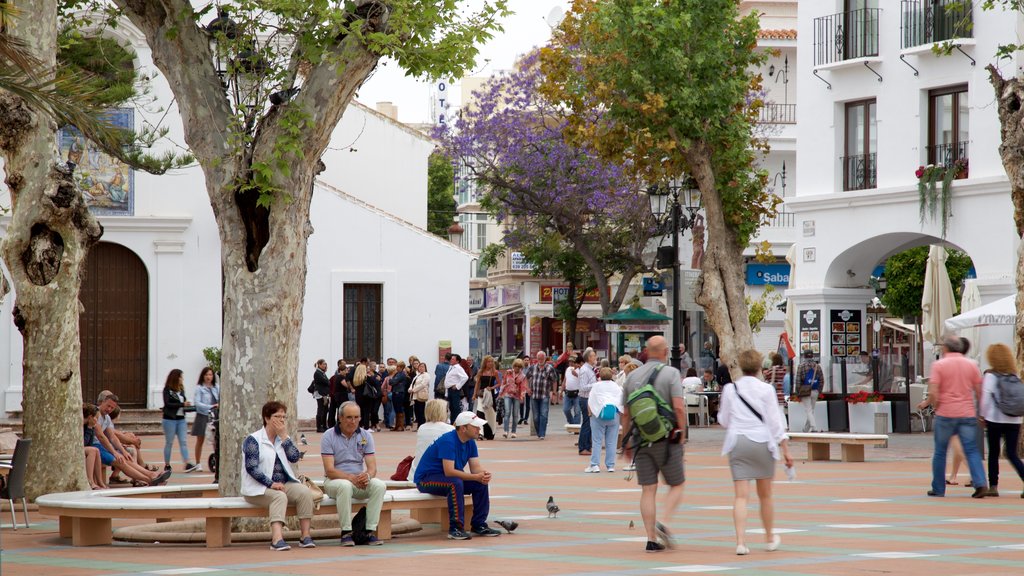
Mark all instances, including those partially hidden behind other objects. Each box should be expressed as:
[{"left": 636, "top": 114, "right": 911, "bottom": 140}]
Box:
[{"left": 3, "top": 411, "right": 1024, "bottom": 576}]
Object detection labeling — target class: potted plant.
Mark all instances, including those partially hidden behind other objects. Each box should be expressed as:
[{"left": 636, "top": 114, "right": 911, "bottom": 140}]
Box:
[
  {"left": 846, "top": 391, "right": 891, "bottom": 433},
  {"left": 915, "top": 158, "right": 967, "bottom": 238}
]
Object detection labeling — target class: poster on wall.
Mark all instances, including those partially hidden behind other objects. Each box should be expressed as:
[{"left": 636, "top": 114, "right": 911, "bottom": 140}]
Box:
[
  {"left": 529, "top": 317, "right": 543, "bottom": 356},
  {"left": 799, "top": 309, "right": 821, "bottom": 359},
  {"left": 829, "top": 309, "right": 862, "bottom": 358},
  {"left": 438, "top": 340, "right": 452, "bottom": 363},
  {"left": 58, "top": 107, "right": 135, "bottom": 216}
]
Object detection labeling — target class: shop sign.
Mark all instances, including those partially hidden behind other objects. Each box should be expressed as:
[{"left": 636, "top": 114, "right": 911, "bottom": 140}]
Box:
[
  {"left": 510, "top": 251, "right": 534, "bottom": 271},
  {"left": 485, "top": 286, "right": 500, "bottom": 308},
  {"left": 469, "top": 288, "right": 486, "bottom": 311},
  {"left": 642, "top": 277, "right": 664, "bottom": 296},
  {"left": 607, "top": 323, "right": 666, "bottom": 333},
  {"left": 746, "top": 263, "right": 790, "bottom": 286},
  {"left": 540, "top": 285, "right": 602, "bottom": 303},
  {"left": 502, "top": 285, "right": 521, "bottom": 305}
]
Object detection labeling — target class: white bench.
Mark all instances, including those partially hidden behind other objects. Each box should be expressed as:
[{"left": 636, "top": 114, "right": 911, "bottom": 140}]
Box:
[
  {"left": 37, "top": 482, "right": 468, "bottom": 548},
  {"left": 787, "top": 433, "right": 889, "bottom": 462}
]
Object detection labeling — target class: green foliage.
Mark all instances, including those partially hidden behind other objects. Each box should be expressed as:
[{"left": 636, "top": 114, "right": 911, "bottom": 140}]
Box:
[
  {"left": 881, "top": 247, "right": 974, "bottom": 319},
  {"left": 746, "top": 284, "right": 782, "bottom": 333},
  {"left": 202, "top": 347, "right": 223, "bottom": 376},
  {"left": 427, "top": 152, "right": 456, "bottom": 237},
  {"left": 57, "top": 34, "right": 137, "bottom": 107}
]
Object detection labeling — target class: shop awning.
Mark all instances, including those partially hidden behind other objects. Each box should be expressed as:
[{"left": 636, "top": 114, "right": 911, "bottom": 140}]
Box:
[
  {"left": 528, "top": 305, "right": 605, "bottom": 319},
  {"left": 881, "top": 318, "right": 917, "bottom": 335},
  {"left": 469, "top": 304, "right": 524, "bottom": 320},
  {"left": 603, "top": 307, "right": 671, "bottom": 323}
]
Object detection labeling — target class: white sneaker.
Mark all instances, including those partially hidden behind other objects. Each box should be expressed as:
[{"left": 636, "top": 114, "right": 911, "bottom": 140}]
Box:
[
  {"left": 510, "top": 433, "right": 516, "bottom": 439},
  {"left": 606, "top": 467, "right": 615, "bottom": 473},
  {"left": 584, "top": 465, "right": 600, "bottom": 473}
]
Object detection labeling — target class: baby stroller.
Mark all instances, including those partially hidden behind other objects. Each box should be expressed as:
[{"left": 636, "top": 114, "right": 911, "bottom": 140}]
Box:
[{"left": 207, "top": 407, "right": 220, "bottom": 482}]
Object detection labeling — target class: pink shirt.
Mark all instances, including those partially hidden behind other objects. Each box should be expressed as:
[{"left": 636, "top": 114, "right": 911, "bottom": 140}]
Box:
[{"left": 929, "top": 352, "right": 982, "bottom": 418}]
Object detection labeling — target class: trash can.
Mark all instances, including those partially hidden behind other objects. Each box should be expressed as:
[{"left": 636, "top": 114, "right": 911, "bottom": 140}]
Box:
[{"left": 874, "top": 412, "right": 888, "bottom": 448}]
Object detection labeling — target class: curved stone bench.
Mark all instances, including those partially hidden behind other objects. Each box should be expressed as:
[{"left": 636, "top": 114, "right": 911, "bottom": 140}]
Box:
[
  {"left": 787, "top": 432, "right": 889, "bottom": 462},
  {"left": 37, "top": 481, "right": 466, "bottom": 548}
]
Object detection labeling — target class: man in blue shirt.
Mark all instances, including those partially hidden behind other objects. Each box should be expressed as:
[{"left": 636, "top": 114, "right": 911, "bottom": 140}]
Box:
[
  {"left": 433, "top": 353, "right": 453, "bottom": 399},
  {"left": 414, "top": 411, "right": 500, "bottom": 540}
]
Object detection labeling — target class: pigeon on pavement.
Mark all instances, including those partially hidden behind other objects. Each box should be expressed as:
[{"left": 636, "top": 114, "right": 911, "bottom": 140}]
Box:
[
  {"left": 546, "top": 496, "right": 560, "bottom": 518},
  {"left": 628, "top": 520, "right": 635, "bottom": 529},
  {"left": 496, "top": 520, "right": 518, "bottom": 533},
  {"left": 300, "top": 433, "right": 308, "bottom": 446}
]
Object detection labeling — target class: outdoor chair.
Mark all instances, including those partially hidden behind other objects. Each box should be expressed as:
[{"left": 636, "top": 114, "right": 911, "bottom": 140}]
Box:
[
  {"left": 0, "top": 437, "right": 31, "bottom": 529},
  {"left": 684, "top": 393, "right": 709, "bottom": 427},
  {"left": 909, "top": 384, "right": 931, "bottom": 433}
]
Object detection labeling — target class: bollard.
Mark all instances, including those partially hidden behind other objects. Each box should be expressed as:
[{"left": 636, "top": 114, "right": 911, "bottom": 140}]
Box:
[{"left": 874, "top": 412, "right": 888, "bottom": 448}]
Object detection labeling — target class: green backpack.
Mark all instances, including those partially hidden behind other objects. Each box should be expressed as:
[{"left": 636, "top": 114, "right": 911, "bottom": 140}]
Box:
[{"left": 626, "top": 364, "right": 677, "bottom": 445}]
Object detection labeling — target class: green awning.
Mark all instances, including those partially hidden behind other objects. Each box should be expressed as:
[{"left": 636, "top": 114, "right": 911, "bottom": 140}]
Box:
[{"left": 602, "top": 307, "right": 671, "bottom": 323}]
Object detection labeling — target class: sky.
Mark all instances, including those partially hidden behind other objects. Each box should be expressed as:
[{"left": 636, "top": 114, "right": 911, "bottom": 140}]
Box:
[{"left": 354, "top": 1, "right": 566, "bottom": 124}]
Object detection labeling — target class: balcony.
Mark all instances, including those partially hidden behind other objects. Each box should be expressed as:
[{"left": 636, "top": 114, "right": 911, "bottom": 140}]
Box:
[
  {"left": 901, "top": 0, "right": 973, "bottom": 49},
  {"left": 814, "top": 8, "right": 880, "bottom": 67},
  {"left": 758, "top": 103, "right": 796, "bottom": 125},
  {"left": 842, "top": 153, "right": 877, "bottom": 191},
  {"left": 926, "top": 140, "right": 969, "bottom": 178},
  {"left": 766, "top": 211, "right": 795, "bottom": 228}
]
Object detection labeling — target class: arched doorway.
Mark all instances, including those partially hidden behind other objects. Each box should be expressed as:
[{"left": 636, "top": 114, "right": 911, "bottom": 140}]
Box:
[{"left": 80, "top": 242, "right": 149, "bottom": 407}]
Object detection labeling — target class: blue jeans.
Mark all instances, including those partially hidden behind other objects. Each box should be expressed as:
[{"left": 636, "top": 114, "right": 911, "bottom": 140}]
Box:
[
  {"left": 932, "top": 415, "right": 986, "bottom": 494},
  {"left": 162, "top": 418, "right": 190, "bottom": 465},
  {"left": 382, "top": 394, "right": 395, "bottom": 428},
  {"left": 562, "top": 393, "right": 580, "bottom": 425},
  {"left": 520, "top": 393, "right": 531, "bottom": 422},
  {"left": 532, "top": 396, "right": 550, "bottom": 438},
  {"left": 590, "top": 416, "right": 618, "bottom": 469},
  {"left": 578, "top": 404, "right": 592, "bottom": 452},
  {"left": 503, "top": 398, "right": 520, "bottom": 434}
]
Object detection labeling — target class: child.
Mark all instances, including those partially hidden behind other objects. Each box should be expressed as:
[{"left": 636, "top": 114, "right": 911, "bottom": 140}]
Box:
[{"left": 83, "top": 404, "right": 108, "bottom": 490}]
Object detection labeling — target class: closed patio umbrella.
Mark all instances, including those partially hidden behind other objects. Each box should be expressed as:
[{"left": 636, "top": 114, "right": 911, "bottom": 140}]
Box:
[
  {"left": 921, "top": 245, "right": 957, "bottom": 345},
  {"left": 956, "top": 279, "right": 982, "bottom": 361},
  {"left": 784, "top": 244, "right": 797, "bottom": 338}
]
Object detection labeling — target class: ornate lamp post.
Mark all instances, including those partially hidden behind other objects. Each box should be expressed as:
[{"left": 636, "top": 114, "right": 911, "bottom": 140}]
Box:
[{"left": 646, "top": 177, "right": 701, "bottom": 370}]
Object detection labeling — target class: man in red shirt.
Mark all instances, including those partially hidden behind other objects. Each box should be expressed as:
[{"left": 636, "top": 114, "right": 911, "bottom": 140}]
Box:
[{"left": 919, "top": 334, "right": 987, "bottom": 497}]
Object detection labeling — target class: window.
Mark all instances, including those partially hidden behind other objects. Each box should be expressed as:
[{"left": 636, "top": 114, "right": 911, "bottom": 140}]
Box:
[
  {"left": 343, "top": 284, "right": 382, "bottom": 361},
  {"left": 843, "top": 99, "right": 877, "bottom": 191},
  {"left": 843, "top": 0, "right": 879, "bottom": 60},
  {"left": 928, "top": 85, "right": 968, "bottom": 174}
]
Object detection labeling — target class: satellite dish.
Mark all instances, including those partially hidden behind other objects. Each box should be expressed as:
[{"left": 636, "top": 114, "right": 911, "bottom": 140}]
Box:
[{"left": 546, "top": 5, "right": 565, "bottom": 28}]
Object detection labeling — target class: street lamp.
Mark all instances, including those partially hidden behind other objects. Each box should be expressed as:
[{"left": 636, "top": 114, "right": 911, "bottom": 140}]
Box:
[
  {"left": 447, "top": 217, "right": 464, "bottom": 247},
  {"left": 646, "top": 176, "right": 701, "bottom": 370}
]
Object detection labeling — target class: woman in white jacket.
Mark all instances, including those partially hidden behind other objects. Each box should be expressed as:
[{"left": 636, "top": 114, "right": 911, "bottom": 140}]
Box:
[
  {"left": 718, "top": 350, "right": 793, "bottom": 556},
  {"left": 586, "top": 367, "right": 623, "bottom": 473},
  {"left": 241, "top": 401, "right": 315, "bottom": 551}
]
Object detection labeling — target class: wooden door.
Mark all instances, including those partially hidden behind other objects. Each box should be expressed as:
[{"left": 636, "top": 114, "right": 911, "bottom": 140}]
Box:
[{"left": 79, "top": 242, "right": 149, "bottom": 407}]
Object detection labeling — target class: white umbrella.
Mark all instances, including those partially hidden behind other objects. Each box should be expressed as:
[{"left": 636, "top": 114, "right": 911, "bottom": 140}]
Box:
[
  {"left": 957, "top": 279, "right": 982, "bottom": 361},
  {"left": 945, "top": 294, "right": 1016, "bottom": 329},
  {"left": 921, "top": 245, "right": 957, "bottom": 345}
]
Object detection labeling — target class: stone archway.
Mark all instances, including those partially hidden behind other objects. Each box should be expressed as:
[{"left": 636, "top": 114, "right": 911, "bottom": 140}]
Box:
[{"left": 80, "top": 241, "right": 149, "bottom": 407}]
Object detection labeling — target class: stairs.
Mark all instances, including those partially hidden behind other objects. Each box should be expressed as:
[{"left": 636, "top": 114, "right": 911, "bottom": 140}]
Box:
[{"left": 2, "top": 408, "right": 165, "bottom": 435}]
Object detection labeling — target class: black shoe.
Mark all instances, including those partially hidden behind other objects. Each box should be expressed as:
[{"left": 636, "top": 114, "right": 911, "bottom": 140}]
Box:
[
  {"left": 927, "top": 490, "right": 943, "bottom": 497},
  {"left": 447, "top": 528, "right": 472, "bottom": 540},
  {"left": 971, "top": 487, "right": 988, "bottom": 498},
  {"left": 471, "top": 525, "right": 501, "bottom": 537},
  {"left": 646, "top": 540, "right": 666, "bottom": 552},
  {"left": 163, "top": 465, "right": 172, "bottom": 472}
]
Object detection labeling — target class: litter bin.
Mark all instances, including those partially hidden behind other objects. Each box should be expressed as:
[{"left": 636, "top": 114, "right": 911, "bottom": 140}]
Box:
[{"left": 874, "top": 412, "right": 888, "bottom": 448}]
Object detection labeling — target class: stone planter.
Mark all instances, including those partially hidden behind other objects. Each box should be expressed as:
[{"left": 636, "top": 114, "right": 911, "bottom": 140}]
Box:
[
  {"left": 848, "top": 401, "right": 892, "bottom": 434},
  {"left": 788, "top": 400, "right": 829, "bottom": 433}
]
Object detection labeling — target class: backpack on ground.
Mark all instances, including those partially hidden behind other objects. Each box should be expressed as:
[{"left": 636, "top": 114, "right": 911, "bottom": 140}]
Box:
[
  {"left": 625, "top": 364, "right": 677, "bottom": 446},
  {"left": 992, "top": 372, "right": 1024, "bottom": 417}
]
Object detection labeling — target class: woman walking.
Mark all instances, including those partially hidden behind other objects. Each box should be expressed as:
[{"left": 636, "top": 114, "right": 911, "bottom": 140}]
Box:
[
  {"left": 718, "top": 349, "right": 793, "bottom": 556},
  {"left": 763, "top": 353, "right": 787, "bottom": 408},
  {"left": 585, "top": 367, "right": 622, "bottom": 473},
  {"left": 499, "top": 358, "right": 528, "bottom": 439},
  {"left": 192, "top": 367, "right": 219, "bottom": 473},
  {"left": 980, "top": 343, "right": 1024, "bottom": 497},
  {"left": 475, "top": 355, "right": 499, "bottom": 440},
  {"left": 161, "top": 369, "right": 196, "bottom": 472}
]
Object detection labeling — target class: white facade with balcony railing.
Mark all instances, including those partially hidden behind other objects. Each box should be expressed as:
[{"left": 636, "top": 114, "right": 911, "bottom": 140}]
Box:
[{"left": 786, "top": 0, "right": 1018, "bottom": 379}]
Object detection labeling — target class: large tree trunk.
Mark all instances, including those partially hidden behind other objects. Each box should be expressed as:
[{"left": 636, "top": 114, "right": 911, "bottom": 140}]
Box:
[
  {"left": 986, "top": 65, "right": 1024, "bottom": 370},
  {"left": 115, "top": 0, "right": 383, "bottom": 495},
  {"left": 688, "top": 142, "right": 755, "bottom": 379},
  {"left": 0, "top": 0, "right": 98, "bottom": 498}
]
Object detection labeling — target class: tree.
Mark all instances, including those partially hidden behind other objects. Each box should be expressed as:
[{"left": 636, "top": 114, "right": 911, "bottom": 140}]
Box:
[
  {"left": 426, "top": 151, "right": 456, "bottom": 237},
  {"left": 881, "top": 246, "right": 973, "bottom": 319},
  {"left": 1, "top": 0, "right": 185, "bottom": 498},
  {"left": 100, "top": 0, "right": 506, "bottom": 495},
  {"left": 544, "top": 0, "right": 778, "bottom": 378},
  {"left": 439, "top": 50, "right": 655, "bottom": 316}
]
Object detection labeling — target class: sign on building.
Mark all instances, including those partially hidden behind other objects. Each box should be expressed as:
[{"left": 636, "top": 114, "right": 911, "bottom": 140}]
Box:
[
  {"left": 469, "top": 288, "right": 486, "bottom": 312},
  {"left": 510, "top": 251, "right": 534, "bottom": 271}
]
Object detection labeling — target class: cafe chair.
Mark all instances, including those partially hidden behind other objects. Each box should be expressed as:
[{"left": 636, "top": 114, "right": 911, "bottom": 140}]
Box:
[
  {"left": 0, "top": 437, "right": 31, "bottom": 529},
  {"left": 684, "top": 393, "right": 709, "bottom": 427}
]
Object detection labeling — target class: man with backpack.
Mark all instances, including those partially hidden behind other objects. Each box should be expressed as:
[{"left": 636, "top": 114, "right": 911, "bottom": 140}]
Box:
[
  {"left": 794, "top": 349, "right": 825, "bottom": 432},
  {"left": 621, "top": 336, "right": 687, "bottom": 553}
]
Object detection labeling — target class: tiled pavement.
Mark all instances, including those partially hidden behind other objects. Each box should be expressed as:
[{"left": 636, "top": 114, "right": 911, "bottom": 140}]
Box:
[{"left": 2, "top": 410, "right": 1023, "bottom": 576}]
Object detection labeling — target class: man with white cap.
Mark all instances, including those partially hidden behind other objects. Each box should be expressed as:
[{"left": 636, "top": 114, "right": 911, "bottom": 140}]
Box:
[{"left": 414, "top": 411, "right": 501, "bottom": 540}]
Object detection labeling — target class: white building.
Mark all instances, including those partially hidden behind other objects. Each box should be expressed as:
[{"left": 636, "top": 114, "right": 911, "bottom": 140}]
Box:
[
  {"left": 787, "top": 0, "right": 1017, "bottom": 387},
  {"left": 0, "top": 18, "right": 471, "bottom": 419}
]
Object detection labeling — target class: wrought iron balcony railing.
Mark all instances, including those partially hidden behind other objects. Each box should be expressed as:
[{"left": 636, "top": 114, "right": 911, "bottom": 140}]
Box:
[
  {"left": 925, "top": 141, "right": 969, "bottom": 178},
  {"left": 901, "top": 0, "right": 973, "bottom": 49},
  {"left": 814, "top": 8, "right": 881, "bottom": 66},
  {"left": 842, "top": 153, "right": 877, "bottom": 191},
  {"left": 758, "top": 103, "right": 796, "bottom": 124}
]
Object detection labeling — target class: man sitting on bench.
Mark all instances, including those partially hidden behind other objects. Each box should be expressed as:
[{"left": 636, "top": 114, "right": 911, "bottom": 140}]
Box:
[
  {"left": 414, "top": 411, "right": 501, "bottom": 540},
  {"left": 95, "top": 394, "right": 169, "bottom": 486}
]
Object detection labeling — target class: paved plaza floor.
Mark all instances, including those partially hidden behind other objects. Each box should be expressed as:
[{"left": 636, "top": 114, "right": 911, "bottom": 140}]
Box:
[{"left": 2, "top": 409, "right": 1023, "bottom": 575}]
